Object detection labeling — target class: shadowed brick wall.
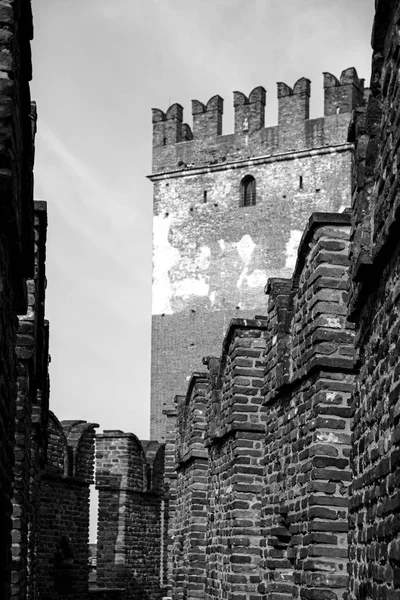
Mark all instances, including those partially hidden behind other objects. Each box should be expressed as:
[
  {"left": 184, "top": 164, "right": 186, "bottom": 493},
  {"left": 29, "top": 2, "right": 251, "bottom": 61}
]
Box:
[
  {"left": 12, "top": 200, "right": 50, "bottom": 600},
  {"left": 36, "top": 415, "right": 98, "bottom": 600},
  {"left": 163, "top": 405, "right": 178, "bottom": 595},
  {"left": 172, "top": 375, "right": 209, "bottom": 600},
  {"left": 95, "top": 431, "right": 166, "bottom": 600},
  {"left": 0, "top": 1, "right": 36, "bottom": 598},
  {"left": 150, "top": 69, "right": 366, "bottom": 442},
  {"left": 347, "top": 0, "right": 400, "bottom": 597}
]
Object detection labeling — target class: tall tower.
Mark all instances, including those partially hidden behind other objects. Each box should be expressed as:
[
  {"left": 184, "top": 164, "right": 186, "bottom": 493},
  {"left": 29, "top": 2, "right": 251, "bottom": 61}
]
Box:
[{"left": 149, "top": 68, "right": 365, "bottom": 442}]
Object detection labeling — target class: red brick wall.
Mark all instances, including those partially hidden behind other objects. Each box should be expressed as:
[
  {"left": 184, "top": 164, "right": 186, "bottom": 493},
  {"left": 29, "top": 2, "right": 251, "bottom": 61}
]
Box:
[
  {"left": 170, "top": 213, "right": 356, "bottom": 599},
  {"left": 12, "top": 202, "right": 49, "bottom": 600},
  {"left": 36, "top": 415, "right": 97, "bottom": 600},
  {"left": 347, "top": 1, "right": 400, "bottom": 597},
  {"left": 261, "top": 215, "right": 355, "bottom": 598},
  {"left": 0, "top": 1, "right": 36, "bottom": 598},
  {"left": 172, "top": 375, "right": 208, "bottom": 599},
  {"left": 95, "top": 432, "right": 166, "bottom": 600}
]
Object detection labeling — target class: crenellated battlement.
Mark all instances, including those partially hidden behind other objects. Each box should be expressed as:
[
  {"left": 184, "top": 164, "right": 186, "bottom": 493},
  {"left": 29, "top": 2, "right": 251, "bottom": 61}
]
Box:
[{"left": 151, "top": 67, "right": 366, "bottom": 175}]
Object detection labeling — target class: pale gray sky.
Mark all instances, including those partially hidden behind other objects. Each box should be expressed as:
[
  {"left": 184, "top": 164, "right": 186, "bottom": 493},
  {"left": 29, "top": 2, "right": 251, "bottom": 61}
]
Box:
[{"left": 31, "top": 0, "right": 375, "bottom": 441}]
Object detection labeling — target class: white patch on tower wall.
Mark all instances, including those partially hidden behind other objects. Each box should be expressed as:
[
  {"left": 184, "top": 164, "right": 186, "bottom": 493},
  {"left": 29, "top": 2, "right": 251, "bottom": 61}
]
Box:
[
  {"left": 197, "top": 246, "right": 211, "bottom": 270},
  {"left": 173, "top": 278, "right": 210, "bottom": 298},
  {"left": 218, "top": 239, "right": 226, "bottom": 252},
  {"left": 209, "top": 291, "right": 216, "bottom": 306},
  {"left": 152, "top": 214, "right": 180, "bottom": 315},
  {"left": 285, "top": 230, "right": 302, "bottom": 269},
  {"left": 246, "top": 269, "right": 267, "bottom": 288},
  {"left": 235, "top": 234, "right": 257, "bottom": 289},
  {"left": 235, "top": 234, "right": 256, "bottom": 264}
]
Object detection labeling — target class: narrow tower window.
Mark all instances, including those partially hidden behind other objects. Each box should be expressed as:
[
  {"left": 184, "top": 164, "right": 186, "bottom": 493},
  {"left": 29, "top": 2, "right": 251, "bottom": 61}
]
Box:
[
  {"left": 203, "top": 190, "right": 208, "bottom": 203},
  {"left": 299, "top": 175, "right": 303, "bottom": 190},
  {"left": 241, "top": 175, "right": 256, "bottom": 207}
]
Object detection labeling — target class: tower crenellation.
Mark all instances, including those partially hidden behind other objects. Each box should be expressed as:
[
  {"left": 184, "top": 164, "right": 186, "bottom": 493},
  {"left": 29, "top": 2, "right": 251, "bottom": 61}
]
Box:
[
  {"left": 151, "top": 68, "right": 365, "bottom": 174},
  {"left": 233, "top": 85, "right": 266, "bottom": 134},
  {"left": 277, "top": 76, "right": 311, "bottom": 125},
  {"left": 323, "top": 66, "right": 365, "bottom": 116},
  {"left": 192, "top": 94, "right": 223, "bottom": 138}
]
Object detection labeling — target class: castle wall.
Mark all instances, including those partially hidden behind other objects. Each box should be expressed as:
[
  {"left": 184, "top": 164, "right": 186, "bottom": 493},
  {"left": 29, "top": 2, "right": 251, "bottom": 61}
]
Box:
[
  {"left": 95, "top": 432, "right": 166, "bottom": 600},
  {"left": 150, "top": 71, "right": 365, "bottom": 442},
  {"left": 12, "top": 201, "right": 50, "bottom": 600},
  {"left": 151, "top": 69, "right": 364, "bottom": 175},
  {"left": 36, "top": 416, "right": 97, "bottom": 600},
  {"left": 260, "top": 214, "right": 355, "bottom": 599},
  {"left": 204, "top": 322, "right": 267, "bottom": 600},
  {"left": 171, "top": 213, "right": 356, "bottom": 599},
  {"left": 163, "top": 405, "right": 179, "bottom": 594},
  {"left": 0, "top": 1, "right": 36, "bottom": 598},
  {"left": 347, "top": 1, "right": 400, "bottom": 597},
  {"left": 172, "top": 376, "right": 209, "bottom": 600}
]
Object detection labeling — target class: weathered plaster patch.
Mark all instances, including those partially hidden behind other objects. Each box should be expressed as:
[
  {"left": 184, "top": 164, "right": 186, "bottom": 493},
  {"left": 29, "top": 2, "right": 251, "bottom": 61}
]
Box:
[
  {"left": 197, "top": 246, "right": 211, "bottom": 270},
  {"left": 235, "top": 234, "right": 257, "bottom": 289},
  {"left": 218, "top": 239, "right": 226, "bottom": 252},
  {"left": 173, "top": 277, "right": 210, "bottom": 298},
  {"left": 152, "top": 214, "right": 180, "bottom": 315},
  {"left": 235, "top": 234, "right": 256, "bottom": 265},
  {"left": 246, "top": 269, "right": 267, "bottom": 289},
  {"left": 285, "top": 229, "right": 302, "bottom": 269}
]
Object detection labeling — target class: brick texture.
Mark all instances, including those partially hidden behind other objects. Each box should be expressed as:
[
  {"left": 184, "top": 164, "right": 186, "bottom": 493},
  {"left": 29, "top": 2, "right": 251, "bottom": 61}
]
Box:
[
  {"left": 12, "top": 201, "right": 50, "bottom": 600},
  {"left": 172, "top": 375, "right": 209, "bottom": 600},
  {"left": 0, "top": 1, "right": 35, "bottom": 599},
  {"left": 347, "top": 1, "right": 400, "bottom": 598},
  {"left": 36, "top": 415, "right": 98, "bottom": 600},
  {"left": 170, "top": 213, "right": 356, "bottom": 599},
  {"left": 260, "top": 214, "right": 355, "bottom": 600},
  {"left": 95, "top": 431, "right": 166, "bottom": 600}
]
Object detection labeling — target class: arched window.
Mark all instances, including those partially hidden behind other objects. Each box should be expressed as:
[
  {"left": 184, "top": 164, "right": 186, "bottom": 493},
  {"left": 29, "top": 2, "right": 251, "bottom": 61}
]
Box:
[{"left": 241, "top": 175, "right": 256, "bottom": 207}]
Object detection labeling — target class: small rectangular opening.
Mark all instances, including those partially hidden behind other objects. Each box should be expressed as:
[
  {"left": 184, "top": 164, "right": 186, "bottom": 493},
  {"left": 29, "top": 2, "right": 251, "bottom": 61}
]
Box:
[
  {"left": 299, "top": 175, "right": 303, "bottom": 190},
  {"left": 203, "top": 190, "right": 208, "bottom": 203}
]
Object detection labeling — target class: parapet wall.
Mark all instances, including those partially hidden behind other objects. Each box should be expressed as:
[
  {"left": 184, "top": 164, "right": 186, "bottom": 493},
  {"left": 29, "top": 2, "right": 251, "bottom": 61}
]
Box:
[
  {"left": 36, "top": 414, "right": 98, "bottom": 600},
  {"left": 172, "top": 377, "right": 209, "bottom": 599},
  {"left": 171, "top": 211, "right": 356, "bottom": 599},
  {"left": 0, "top": 2, "right": 36, "bottom": 599},
  {"left": 12, "top": 201, "right": 50, "bottom": 600},
  {"left": 347, "top": 1, "right": 400, "bottom": 598},
  {"left": 95, "top": 431, "right": 166, "bottom": 600},
  {"left": 152, "top": 68, "right": 366, "bottom": 174},
  {"left": 260, "top": 213, "right": 355, "bottom": 599}
]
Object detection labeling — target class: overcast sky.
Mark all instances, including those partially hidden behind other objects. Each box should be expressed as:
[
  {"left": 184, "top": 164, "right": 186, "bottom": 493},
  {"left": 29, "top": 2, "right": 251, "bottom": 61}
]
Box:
[{"left": 31, "top": 0, "right": 375, "bottom": 442}]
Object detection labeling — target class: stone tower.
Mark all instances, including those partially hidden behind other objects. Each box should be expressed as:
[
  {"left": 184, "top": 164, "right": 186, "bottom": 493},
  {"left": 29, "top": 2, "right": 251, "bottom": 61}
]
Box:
[{"left": 149, "top": 67, "right": 365, "bottom": 441}]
